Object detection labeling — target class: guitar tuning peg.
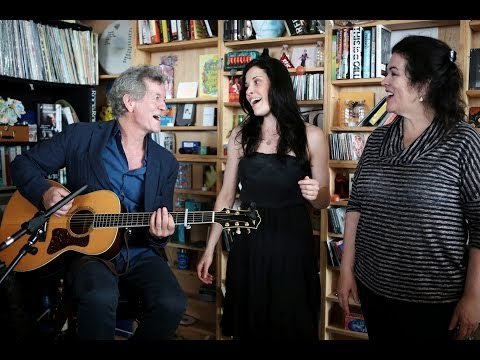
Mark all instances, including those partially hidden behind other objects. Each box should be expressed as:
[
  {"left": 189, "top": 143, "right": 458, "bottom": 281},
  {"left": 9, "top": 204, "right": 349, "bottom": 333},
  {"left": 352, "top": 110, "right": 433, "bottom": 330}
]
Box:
[
  {"left": 236, "top": 228, "right": 241, "bottom": 234},
  {"left": 247, "top": 229, "right": 251, "bottom": 234}
]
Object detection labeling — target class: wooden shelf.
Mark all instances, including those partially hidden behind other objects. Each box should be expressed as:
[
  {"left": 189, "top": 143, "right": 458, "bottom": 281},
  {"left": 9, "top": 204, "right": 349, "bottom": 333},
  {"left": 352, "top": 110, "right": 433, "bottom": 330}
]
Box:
[
  {"left": 330, "top": 126, "right": 376, "bottom": 132},
  {"left": 167, "top": 242, "right": 207, "bottom": 252},
  {"left": 328, "top": 232, "right": 343, "bottom": 239},
  {"left": 99, "top": 74, "right": 118, "bottom": 80},
  {"left": 88, "top": 19, "right": 475, "bottom": 342},
  {"left": 331, "top": 78, "right": 383, "bottom": 87},
  {"left": 0, "top": 186, "right": 16, "bottom": 193},
  {"left": 298, "top": 100, "right": 324, "bottom": 106},
  {"left": 176, "top": 155, "right": 218, "bottom": 163},
  {"left": 174, "top": 188, "right": 216, "bottom": 196},
  {"left": 326, "top": 293, "right": 361, "bottom": 306},
  {"left": 470, "top": 20, "right": 480, "bottom": 32},
  {"left": 166, "top": 97, "right": 217, "bottom": 104},
  {"left": 223, "top": 100, "right": 323, "bottom": 107},
  {"left": 223, "top": 66, "right": 324, "bottom": 77},
  {"left": 466, "top": 90, "right": 480, "bottom": 98},
  {"left": 332, "top": 20, "right": 459, "bottom": 31},
  {"left": 223, "top": 102, "right": 241, "bottom": 108},
  {"left": 330, "top": 200, "right": 349, "bottom": 206},
  {"left": 224, "top": 33, "right": 324, "bottom": 49},
  {"left": 329, "top": 160, "right": 359, "bottom": 168},
  {"left": 325, "top": 325, "right": 368, "bottom": 340},
  {"left": 160, "top": 126, "right": 217, "bottom": 131},
  {"left": 137, "top": 37, "right": 218, "bottom": 52}
]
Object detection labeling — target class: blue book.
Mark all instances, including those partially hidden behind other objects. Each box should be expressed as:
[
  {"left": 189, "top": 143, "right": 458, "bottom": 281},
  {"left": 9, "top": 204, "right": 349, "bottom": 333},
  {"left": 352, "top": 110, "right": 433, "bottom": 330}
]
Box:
[{"left": 363, "top": 27, "right": 371, "bottom": 79}]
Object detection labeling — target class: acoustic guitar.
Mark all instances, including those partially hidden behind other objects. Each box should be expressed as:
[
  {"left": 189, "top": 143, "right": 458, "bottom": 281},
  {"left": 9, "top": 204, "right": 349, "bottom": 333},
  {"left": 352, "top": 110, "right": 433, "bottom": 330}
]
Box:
[{"left": 0, "top": 181, "right": 261, "bottom": 272}]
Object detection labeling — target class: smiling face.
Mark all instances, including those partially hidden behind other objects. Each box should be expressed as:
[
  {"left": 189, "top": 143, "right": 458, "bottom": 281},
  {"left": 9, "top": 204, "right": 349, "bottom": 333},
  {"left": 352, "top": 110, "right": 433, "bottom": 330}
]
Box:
[
  {"left": 381, "top": 53, "right": 424, "bottom": 117},
  {"left": 129, "top": 79, "right": 167, "bottom": 132},
  {"left": 244, "top": 66, "right": 272, "bottom": 118}
]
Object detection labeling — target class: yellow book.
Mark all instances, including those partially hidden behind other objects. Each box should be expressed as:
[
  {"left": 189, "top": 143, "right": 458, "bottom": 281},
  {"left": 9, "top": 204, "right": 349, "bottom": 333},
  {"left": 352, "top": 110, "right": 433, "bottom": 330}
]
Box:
[{"left": 368, "top": 102, "right": 387, "bottom": 125}]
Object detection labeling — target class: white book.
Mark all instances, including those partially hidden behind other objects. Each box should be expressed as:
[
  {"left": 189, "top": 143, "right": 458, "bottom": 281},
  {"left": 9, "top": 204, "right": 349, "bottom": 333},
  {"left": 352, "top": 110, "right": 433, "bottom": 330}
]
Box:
[
  {"left": 350, "top": 26, "right": 363, "bottom": 79},
  {"left": 202, "top": 106, "right": 216, "bottom": 126},
  {"left": 176, "top": 81, "right": 198, "bottom": 99},
  {"left": 375, "top": 24, "right": 392, "bottom": 78}
]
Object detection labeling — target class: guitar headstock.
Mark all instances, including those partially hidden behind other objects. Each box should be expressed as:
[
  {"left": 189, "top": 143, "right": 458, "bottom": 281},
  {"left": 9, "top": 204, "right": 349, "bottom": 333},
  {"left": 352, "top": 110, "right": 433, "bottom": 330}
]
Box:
[{"left": 215, "top": 208, "right": 261, "bottom": 234}]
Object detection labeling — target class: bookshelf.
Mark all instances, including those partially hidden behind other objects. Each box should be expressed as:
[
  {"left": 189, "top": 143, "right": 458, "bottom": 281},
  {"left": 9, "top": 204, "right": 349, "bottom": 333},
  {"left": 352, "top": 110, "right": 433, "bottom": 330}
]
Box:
[
  {"left": 218, "top": 20, "right": 326, "bottom": 340},
  {"left": 83, "top": 19, "right": 223, "bottom": 340},
  {"left": 0, "top": 20, "right": 97, "bottom": 200},
  {"left": 84, "top": 19, "right": 478, "bottom": 341},
  {"left": 461, "top": 21, "right": 480, "bottom": 127},
  {"left": 322, "top": 19, "right": 463, "bottom": 340}
]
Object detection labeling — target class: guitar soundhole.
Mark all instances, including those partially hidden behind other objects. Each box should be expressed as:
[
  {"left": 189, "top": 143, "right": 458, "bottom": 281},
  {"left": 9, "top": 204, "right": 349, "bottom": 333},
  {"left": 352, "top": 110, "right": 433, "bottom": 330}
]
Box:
[
  {"left": 46, "top": 210, "right": 93, "bottom": 255},
  {"left": 69, "top": 209, "right": 94, "bottom": 236}
]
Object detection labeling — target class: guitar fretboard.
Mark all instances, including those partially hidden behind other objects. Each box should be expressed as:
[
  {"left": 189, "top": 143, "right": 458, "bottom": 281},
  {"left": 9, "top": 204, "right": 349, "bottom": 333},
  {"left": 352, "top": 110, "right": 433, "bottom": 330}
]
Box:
[{"left": 92, "top": 211, "right": 215, "bottom": 228}]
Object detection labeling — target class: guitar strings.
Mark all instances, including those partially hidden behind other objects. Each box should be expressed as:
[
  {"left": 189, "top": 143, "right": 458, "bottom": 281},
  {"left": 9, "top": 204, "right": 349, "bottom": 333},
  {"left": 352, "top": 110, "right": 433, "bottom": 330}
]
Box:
[{"left": 12, "top": 210, "right": 259, "bottom": 227}]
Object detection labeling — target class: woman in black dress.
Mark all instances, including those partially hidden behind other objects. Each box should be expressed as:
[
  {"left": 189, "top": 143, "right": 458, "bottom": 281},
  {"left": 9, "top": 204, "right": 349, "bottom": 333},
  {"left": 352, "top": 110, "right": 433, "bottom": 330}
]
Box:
[{"left": 197, "top": 54, "right": 330, "bottom": 339}]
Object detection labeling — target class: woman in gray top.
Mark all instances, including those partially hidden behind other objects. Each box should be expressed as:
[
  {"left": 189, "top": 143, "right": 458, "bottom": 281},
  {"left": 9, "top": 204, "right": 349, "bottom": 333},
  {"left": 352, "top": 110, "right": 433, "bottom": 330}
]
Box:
[{"left": 338, "top": 35, "right": 480, "bottom": 341}]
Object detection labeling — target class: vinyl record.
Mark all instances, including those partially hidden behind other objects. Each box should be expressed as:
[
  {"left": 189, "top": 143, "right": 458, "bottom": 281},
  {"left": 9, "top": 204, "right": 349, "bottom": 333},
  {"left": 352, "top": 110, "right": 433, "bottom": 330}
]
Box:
[{"left": 98, "top": 20, "right": 133, "bottom": 75}]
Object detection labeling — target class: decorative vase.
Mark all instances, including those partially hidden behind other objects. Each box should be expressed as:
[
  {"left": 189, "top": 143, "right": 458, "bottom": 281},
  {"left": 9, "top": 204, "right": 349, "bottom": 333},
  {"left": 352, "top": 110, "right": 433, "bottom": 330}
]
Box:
[{"left": 251, "top": 20, "right": 285, "bottom": 39}]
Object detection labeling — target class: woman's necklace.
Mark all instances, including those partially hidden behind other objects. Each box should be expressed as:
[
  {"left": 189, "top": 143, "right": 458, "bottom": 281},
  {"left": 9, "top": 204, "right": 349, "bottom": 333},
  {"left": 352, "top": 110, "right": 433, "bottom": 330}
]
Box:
[{"left": 261, "top": 132, "right": 278, "bottom": 146}]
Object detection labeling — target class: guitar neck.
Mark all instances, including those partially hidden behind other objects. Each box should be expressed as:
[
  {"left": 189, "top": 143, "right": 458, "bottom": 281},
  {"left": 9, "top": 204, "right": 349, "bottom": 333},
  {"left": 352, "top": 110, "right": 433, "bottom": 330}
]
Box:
[{"left": 93, "top": 211, "right": 215, "bottom": 228}]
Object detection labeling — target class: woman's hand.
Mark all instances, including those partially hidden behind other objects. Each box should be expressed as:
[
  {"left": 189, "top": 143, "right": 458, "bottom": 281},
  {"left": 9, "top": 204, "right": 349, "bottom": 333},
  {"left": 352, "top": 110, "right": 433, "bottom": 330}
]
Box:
[
  {"left": 337, "top": 266, "right": 360, "bottom": 316},
  {"left": 298, "top": 176, "right": 319, "bottom": 201},
  {"left": 197, "top": 250, "right": 215, "bottom": 284}
]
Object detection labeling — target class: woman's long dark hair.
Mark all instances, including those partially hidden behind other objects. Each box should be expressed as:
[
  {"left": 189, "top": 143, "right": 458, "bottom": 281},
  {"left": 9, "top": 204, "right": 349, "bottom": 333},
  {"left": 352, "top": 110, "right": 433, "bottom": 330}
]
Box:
[{"left": 236, "top": 54, "right": 309, "bottom": 164}]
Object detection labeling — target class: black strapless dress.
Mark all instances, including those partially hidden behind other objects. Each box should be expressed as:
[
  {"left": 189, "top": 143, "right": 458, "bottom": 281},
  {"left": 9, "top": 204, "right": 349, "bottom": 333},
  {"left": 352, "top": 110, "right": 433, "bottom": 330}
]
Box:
[{"left": 221, "top": 153, "right": 320, "bottom": 340}]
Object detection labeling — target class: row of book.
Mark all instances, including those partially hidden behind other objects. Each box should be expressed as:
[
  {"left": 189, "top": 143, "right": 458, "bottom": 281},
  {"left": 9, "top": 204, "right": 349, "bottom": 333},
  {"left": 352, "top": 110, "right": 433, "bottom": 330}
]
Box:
[
  {"left": 329, "top": 132, "right": 370, "bottom": 161},
  {"left": 326, "top": 238, "right": 344, "bottom": 267},
  {"left": 223, "top": 20, "right": 324, "bottom": 42},
  {"left": 0, "top": 143, "right": 66, "bottom": 188},
  {"left": 138, "top": 20, "right": 217, "bottom": 45},
  {"left": 0, "top": 20, "right": 98, "bottom": 85},
  {"left": 469, "top": 48, "right": 480, "bottom": 90},
  {"left": 0, "top": 145, "right": 31, "bottom": 187},
  {"left": 46, "top": 167, "right": 67, "bottom": 186},
  {"left": 332, "top": 25, "right": 391, "bottom": 80},
  {"left": 328, "top": 206, "right": 346, "bottom": 235},
  {"left": 290, "top": 72, "right": 324, "bottom": 101}
]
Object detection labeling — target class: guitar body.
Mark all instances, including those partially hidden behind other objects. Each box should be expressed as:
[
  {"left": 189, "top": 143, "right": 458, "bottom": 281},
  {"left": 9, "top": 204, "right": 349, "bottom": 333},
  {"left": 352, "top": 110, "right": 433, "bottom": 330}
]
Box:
[
  {"left": 0, "top": 181, "right": 262, "bottom": 273},
  {"left": 0, "top": 184, "right": 123, "bottom": 272}
]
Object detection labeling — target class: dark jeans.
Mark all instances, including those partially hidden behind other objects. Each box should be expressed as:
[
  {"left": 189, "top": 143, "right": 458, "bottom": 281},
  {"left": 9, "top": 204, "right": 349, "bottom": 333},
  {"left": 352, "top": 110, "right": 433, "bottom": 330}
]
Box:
[
  {"left": 356, "top": 278, "right": 457, "bottom": 341},
  {"left": 66, "top": 249, "right": 187, "bottom": 340}
]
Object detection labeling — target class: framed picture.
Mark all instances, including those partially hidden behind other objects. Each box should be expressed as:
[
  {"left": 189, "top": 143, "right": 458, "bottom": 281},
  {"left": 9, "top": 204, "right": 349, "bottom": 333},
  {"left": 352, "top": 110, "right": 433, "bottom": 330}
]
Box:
[
  {"left": 290, "top": 46, "right": 316, "bottom": 68},
  {"left": 175, "top": 103, "right": 196, "bottom": 126}
]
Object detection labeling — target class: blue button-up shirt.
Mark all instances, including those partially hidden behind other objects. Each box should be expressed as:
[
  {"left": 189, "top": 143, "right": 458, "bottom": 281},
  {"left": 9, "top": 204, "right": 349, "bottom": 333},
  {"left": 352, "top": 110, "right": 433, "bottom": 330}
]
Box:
[{"left": 102, "top": 126, "right": 155, "bottom": 264}]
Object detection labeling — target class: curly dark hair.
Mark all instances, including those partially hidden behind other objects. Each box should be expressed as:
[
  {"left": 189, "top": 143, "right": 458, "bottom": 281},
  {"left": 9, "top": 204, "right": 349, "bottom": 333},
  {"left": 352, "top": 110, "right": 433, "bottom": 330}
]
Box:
[{"left": 391, "top": 35, "right": 466, "bottom": 128}]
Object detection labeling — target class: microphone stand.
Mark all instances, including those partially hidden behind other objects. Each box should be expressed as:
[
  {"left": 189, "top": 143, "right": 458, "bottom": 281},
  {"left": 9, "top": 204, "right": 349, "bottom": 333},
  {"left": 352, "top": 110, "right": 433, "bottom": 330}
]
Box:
[{"left": 0, "top": 184, "right": 88, "bottom": 286}]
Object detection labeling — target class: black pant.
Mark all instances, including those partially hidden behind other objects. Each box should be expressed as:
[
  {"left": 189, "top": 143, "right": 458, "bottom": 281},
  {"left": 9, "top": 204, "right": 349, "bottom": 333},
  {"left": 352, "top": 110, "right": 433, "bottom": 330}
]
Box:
[
  {"left": 356, "top": 278, "right": 457, "bottom": 341},
  {"left": 66, "top": 250, "right": 187, "bottom": 340}
]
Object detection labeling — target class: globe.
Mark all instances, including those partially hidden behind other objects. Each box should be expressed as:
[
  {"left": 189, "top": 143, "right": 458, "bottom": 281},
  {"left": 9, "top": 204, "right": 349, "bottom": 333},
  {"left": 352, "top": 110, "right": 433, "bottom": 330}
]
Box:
[{"left": 251, "top": 20, "right": 285, "bottom": 39}]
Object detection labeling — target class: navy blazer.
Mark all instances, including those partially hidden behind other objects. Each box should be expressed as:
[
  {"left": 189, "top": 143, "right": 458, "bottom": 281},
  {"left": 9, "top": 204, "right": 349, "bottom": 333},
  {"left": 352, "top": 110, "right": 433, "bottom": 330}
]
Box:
[{"left": 10, "top": 120, "right": 179, "bottom": 215}]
